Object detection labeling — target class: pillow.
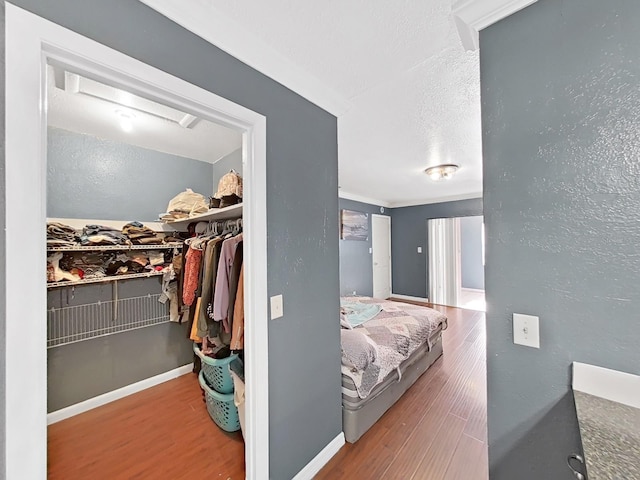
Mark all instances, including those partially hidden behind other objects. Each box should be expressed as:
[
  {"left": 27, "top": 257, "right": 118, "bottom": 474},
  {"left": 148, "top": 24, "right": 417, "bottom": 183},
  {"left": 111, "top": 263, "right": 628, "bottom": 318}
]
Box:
[{"left": 341, "top": 329, "right": 376, "bottom": 370}]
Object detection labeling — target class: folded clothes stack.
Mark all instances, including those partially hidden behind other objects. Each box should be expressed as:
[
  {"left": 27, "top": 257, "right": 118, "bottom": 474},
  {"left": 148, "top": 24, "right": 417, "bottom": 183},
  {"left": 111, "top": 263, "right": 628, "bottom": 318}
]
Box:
[
  {"left": 49, "top": 250, "right": 171, "bottom": 283},
  {"left": 47, "top": 222, "right": 79, "bottom": 247},
  {"left": 80, "top": 225, "right": 131, "bottom": 246},
  {"left": 122, "top": 221, "right": 165, "bottom": 245},
  {"left": 159, "top": 211, "right": 190, "bottom": 223},
  {"left": 59, "top": 252, "right": 110, "bottom": 279}
]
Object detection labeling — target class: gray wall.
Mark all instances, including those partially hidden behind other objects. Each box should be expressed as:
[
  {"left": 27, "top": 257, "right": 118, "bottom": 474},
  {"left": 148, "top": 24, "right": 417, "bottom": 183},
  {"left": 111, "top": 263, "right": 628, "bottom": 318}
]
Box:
[
  {"left": 213, "top": 147, "right": 242, "bottom": 188},
  {"left": 48, "top": 127, "right": 214, "bottom": 222},
  {"left": 9, "top": 1, "right": 342, "bottom": 478},
  {"left": 460, "top": 215, "right": 484, "bottom": 290},
  {"left": 339, "top": 198, "right": 390, "bottom": 296},
  {"left": 46, "top": 125, "right": 206, "bottom": 411},
  {"left": 481, "top": 0, "right": 640, "bottom": 478},
  {"left": 47, "top": 279, "right": 193, "bottom": 412},
  {"left": 391, "top": 198, "right": 483, "bottom": 297}
]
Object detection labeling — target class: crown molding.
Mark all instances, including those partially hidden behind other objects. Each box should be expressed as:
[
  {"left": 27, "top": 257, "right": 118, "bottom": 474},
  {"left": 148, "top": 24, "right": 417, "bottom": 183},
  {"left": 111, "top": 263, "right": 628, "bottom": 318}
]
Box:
[
  {"left": 138, "top": 0, "right": 352, "bottom": 117},
  {"left": 338, "top": 190, "right": 391, "bottom": 209},
  {"left": 389, "top": 192, "right": 483, "bottom": 208},
  {"left": 452, "top": 0, "right": 539, "bottom": 51}
]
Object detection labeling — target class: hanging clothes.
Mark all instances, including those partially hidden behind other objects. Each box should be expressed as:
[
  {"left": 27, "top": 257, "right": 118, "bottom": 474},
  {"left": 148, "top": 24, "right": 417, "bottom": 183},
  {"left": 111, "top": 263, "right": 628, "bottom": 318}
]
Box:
[
  {"left": 227, "top": 241, "right": 243, "bottom": 332},
  {"left": 182, "top": 245, "right": 203, "bottom": 306},
  {"left": 197, "top": 237, "right": 224, "bottom": 339},
  {"left": 230, "top": 264, "right": 244, "bottom": 351},
  {"left": 212, "top": 233, "right": 244, "bottom": 332}
]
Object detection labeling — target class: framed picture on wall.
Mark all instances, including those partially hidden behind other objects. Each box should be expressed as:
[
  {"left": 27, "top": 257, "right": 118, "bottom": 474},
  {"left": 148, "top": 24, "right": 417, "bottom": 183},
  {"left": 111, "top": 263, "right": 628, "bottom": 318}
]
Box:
[{"left": 341, "top": 209, "right": 369, "bottom": 241}]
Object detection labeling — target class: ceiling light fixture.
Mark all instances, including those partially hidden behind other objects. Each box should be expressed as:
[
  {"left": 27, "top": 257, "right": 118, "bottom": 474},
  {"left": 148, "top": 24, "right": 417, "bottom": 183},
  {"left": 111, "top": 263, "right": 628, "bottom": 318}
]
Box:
[
  {"left": 424, "top": 163, "right": 459, "bottom": 181},
  {"left": 115, "top": 109, "right": 136, "bottom": 133}
]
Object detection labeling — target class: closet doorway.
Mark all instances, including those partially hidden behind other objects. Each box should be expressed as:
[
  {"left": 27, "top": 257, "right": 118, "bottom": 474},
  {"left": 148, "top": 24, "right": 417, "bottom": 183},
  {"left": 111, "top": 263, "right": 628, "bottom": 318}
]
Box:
[{"left": 5, "top": 5, "right": 268, "bottom": 479}]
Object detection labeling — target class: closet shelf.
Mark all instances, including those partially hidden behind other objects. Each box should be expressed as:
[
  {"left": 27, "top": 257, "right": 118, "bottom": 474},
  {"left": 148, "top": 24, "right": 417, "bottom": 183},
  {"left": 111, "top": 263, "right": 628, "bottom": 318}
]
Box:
[
  {"left": 47, "top": 270, "right": 165, "bottom": 289},
  {"left": 47, "top": 242, "right": 183, "bottom": 252},
  {"left": 161, "top": 203, "right": 242, "bottom": 227}
]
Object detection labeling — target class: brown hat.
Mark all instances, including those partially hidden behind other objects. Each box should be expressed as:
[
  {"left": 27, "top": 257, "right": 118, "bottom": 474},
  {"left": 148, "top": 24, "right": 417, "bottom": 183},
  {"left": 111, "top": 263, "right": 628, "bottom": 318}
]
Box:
[{"left": 214, "top": 170, "right": 243, "bottom": 199}]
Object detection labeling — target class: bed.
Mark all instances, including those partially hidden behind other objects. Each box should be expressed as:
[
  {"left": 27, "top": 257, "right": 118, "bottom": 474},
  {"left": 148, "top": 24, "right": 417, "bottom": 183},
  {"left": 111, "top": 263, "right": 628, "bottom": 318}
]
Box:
[{"left": 340, "top": 296, "right": 447, "bottom": 443}]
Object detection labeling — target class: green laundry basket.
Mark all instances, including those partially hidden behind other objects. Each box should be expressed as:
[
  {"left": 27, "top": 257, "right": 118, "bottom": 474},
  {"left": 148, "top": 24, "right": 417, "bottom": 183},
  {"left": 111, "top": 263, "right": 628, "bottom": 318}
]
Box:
[
  {"left": 193, "top": 342, "right": 237, "bottom": 394},
  {"left": 198, "top": 370, "right": 241, "bottom": 432}
]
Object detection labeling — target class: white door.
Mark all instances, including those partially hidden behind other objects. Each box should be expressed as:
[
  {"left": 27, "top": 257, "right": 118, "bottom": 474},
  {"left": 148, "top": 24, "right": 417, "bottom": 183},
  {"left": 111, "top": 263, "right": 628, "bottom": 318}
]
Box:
[
  {"left": 372, "top": 214, "right": 392, "bottom": 299},
  {"left": 427, "top": 217, "right": 461, "bottom": 306}
]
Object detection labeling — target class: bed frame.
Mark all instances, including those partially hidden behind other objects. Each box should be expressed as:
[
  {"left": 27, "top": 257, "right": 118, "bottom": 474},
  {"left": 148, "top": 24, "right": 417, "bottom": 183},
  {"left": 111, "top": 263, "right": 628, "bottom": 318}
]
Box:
[{"left": 342, "top": 331, "right": 443, "bottom": 443}]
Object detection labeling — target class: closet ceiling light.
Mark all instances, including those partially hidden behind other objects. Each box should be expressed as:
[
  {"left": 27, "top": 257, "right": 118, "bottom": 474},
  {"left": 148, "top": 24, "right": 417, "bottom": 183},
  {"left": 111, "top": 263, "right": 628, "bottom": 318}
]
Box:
[
  {"left": 424, "top": 164, "right": 459, "bottom": 181},
  {"left": 52, "top": 65, "right": 199, "bottom": 129},
  {"left": 116, "top": 109, "right": 136, "bottom": 133}
]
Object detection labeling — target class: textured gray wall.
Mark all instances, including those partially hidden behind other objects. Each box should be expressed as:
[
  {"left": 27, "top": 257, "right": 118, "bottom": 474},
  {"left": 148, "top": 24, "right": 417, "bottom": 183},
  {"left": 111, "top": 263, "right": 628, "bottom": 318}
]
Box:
[
  {"left": 339, "top": 198, "right": 390, "bottom": 296},
  {"left": 460, "top": 215, "right": 484, "bottom": 290},
  {"left": 9, "top": 1, "right": 341, "bottom": 478},
  {"left": 481, "top": 0, "right": 640, "bottom": 478},
  {"left": 48, "top": 127, "right": 214, "bottom": 222},
  {"left": 391, "top": 198, "right": 483, "bottom": 297},
  {"left": 46, "top": 125, "right": 205, "bottom": 412},
  {"left": 212, "top": 147, "right": 242, "bottom": 189},
  {"left": 0, "top": 3, "right": 5, "bottom": 477},
  {"left": 47, "top": 279, "right": 193, "bottom": 412}
]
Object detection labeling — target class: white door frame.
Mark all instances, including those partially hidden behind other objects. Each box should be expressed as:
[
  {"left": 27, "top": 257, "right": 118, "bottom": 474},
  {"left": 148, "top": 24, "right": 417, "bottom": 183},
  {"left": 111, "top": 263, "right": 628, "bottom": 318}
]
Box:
[
  {"left": 5, "top": 5, "right": 268, "bottom": 479},
  {"left": 371, "top": 214, "right": 392, "bottom": 299}
]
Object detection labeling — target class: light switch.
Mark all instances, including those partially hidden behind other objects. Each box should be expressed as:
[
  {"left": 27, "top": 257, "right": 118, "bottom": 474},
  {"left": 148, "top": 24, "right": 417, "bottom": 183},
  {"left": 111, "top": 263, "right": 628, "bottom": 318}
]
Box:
[
  {"left": 513, "top": 313, "right": 540, "bottom": 348},
  {"left": 369, "top": 247, "right": 372, "bottom": 254},
  {"left": 270, "top": 294, "right": 284, "bottom": 320},
  {"left": 417, "top": 247, "right": 423, "bottom": 253}
]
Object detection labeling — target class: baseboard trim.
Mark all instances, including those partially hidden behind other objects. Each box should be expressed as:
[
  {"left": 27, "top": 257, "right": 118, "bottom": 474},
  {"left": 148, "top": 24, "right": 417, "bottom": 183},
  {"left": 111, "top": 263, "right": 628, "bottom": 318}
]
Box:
[
  {"left": 461, "top": 287, "right": 485, "bottom": 293},
  {"left": 292, "top": 432, "right": 345, "bottom": 480},
  {"left": 390, "top": 293, "right": 430, "bottom": 303},
  {"left": 47, "top": 363, "right": 194, "bottom": 425}
]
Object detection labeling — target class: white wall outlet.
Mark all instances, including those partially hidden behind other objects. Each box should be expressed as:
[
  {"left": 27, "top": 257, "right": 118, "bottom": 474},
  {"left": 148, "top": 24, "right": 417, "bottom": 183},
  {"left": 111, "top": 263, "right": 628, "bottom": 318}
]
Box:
[
  {"left": 417, "top": 246, "right": 422, "bottom": 253},
  {"left": 270, "top": 294, "right": 283, "bottom": 320},
  {"left": 513, "top": 313, "right": 540, "bottom": 348}
]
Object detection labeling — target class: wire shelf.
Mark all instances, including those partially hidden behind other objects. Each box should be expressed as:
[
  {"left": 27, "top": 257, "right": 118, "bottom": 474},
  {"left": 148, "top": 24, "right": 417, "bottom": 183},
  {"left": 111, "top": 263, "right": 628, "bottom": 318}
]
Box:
[
  {"left": 47, "top": 293, "right": 170, "bottom": 348},
  {"left": 47, "top": 242, "right": 183, "bottom": 252},
  {"left": 47, "top": 270, "right": 166, "bottom": 289}
]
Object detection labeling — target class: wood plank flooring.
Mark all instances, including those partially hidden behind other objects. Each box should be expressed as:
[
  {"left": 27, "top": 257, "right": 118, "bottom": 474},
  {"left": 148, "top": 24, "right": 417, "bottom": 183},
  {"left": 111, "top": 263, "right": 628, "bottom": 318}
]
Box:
[
  {"left": 316, "top": 303, "right": 487, "bottom": 480},
  {"left": 47, "top": 371, "right": 246, "bottom": 479},
  {"left": 48, "top": 303, "right": 486, "bottom": 480}
]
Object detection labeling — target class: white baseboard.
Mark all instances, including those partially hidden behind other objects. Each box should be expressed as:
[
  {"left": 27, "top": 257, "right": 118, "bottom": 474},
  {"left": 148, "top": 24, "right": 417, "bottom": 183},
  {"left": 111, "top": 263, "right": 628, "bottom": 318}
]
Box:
[
  {"left": 47, "top": 363, "right": 194, "bottom": 425},
  {"left": 461, "top": 287, "right": 485, "bottom": 293},
  {"left": 390, "top": 293, "right": 429, "bottom": 303},
  {"left": 292, "top": 432, "right": 345, "bottom": 480}
]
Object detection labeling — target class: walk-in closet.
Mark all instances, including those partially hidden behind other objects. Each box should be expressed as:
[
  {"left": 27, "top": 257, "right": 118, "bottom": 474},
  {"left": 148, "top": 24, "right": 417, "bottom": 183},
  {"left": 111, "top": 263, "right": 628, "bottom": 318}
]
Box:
[{"left": 45, "top": 64, "right": 248, "bottom": 477}]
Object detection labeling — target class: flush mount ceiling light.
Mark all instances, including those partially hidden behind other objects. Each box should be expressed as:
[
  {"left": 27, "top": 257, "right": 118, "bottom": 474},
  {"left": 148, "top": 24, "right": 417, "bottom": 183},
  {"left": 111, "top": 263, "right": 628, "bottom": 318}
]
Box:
[
  {"left": 424, "top": 163, "right": 459, "bottom": 181},
  {"left": 115, "top": 109, "right": 136, "bottom": 132}
]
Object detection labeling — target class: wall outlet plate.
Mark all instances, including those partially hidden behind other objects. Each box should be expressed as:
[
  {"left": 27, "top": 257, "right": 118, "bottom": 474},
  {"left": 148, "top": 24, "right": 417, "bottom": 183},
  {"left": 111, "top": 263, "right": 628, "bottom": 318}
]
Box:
[{"left": 513, "top": 313, "right": 540, "bottom": 348}]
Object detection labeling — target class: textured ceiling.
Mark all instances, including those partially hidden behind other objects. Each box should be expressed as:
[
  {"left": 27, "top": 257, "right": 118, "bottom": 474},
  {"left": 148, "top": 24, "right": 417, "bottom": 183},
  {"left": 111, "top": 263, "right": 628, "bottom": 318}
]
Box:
[
  {"left": 46, "top": 65, "right": 242, "bottom": 164},
  {"left": 205, "top": 0, "right": 482, "bottom": 205}
]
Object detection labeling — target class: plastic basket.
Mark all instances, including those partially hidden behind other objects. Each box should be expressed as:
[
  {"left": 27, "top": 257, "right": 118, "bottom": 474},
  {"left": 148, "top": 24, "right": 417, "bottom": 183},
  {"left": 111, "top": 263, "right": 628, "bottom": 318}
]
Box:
[
  {"left": 193, "top": 342, "right": 237, "bottom": 394},
  {"left": 198, "top": 371, "right": 241, "bottom": 432}
]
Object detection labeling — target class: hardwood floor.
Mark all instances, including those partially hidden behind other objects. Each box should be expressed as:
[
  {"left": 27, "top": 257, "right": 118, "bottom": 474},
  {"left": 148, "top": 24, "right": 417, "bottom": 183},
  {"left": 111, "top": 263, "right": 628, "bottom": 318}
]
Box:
[
  {"left": 316, "top": 303, "right": 488, "bottom": 480},
  {"left": 48, "top": 304, "right": 486, "bottom": 480},
  {"left": 48, "top": 372, "right": 246, "bottom": 479}
]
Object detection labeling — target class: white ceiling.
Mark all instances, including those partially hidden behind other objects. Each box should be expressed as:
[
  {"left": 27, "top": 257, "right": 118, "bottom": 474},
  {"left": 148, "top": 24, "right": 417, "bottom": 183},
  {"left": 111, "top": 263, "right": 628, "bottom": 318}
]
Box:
[
  {"left": 196, "top": 0, "right": 483, "bottom": 206},
  {"left": 46, "top": 64, "right": 242, "bottom": 164}
]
